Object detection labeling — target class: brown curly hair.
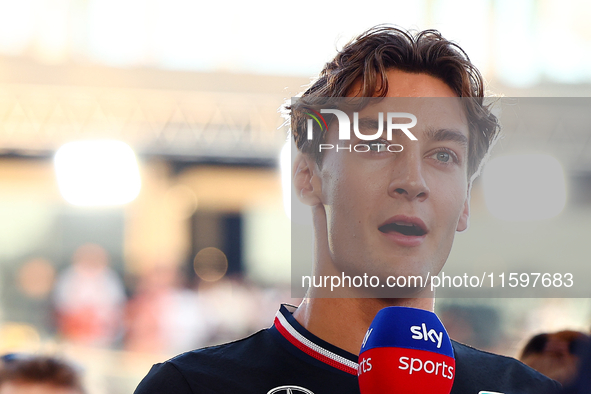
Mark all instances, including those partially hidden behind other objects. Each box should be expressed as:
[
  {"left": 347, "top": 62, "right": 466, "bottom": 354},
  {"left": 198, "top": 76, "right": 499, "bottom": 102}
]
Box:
[{"left": 288, "top": 25, "right": 500, "bottom": 179}]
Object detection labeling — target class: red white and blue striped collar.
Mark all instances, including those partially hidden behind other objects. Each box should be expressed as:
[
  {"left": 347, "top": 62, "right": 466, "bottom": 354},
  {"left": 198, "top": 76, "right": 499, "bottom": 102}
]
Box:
[{"left": 273, "top": 305, "right": 359, "bottom": 376}]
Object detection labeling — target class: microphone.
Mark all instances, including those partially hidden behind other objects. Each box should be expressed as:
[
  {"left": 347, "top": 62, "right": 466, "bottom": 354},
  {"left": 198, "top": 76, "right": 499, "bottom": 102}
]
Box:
[{"left": 358, "top": 307, "right": 455, "bottom": 394}]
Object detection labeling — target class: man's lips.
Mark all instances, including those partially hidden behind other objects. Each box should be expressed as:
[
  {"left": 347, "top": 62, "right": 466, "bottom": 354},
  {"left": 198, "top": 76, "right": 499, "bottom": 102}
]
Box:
[{"left": 378, "top": 215, "right": 428, "bottom": 237}]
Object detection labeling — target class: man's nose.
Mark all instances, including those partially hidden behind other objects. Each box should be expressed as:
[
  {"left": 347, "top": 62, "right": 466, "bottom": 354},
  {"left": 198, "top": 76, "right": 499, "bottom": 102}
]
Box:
[{"left": 387, "top": 150, "right": 430, "bottom": 201}]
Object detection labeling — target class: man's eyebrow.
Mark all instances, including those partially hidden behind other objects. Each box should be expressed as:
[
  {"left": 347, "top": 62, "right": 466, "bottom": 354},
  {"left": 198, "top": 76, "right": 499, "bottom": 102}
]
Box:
[
  {"left": 355, "top": 117, "right": 414, "bottom": 135},
  {"left": 356, "top": 118, "right": 469, "bottom": 147},
  {"left": 424, "top": 127, "right": 468, "bottom": 147}
]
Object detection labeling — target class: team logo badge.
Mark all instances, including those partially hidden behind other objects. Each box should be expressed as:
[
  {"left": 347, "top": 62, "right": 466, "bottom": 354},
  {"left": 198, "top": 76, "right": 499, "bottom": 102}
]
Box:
[{"left": 267, "top": 385, "right": 315, "bottom": 394}]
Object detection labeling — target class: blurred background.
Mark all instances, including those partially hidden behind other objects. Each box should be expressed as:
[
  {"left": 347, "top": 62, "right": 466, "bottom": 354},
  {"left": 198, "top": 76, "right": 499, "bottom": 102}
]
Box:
[{"left": 0, "top": 0, "right": 590, "bottom": 392}]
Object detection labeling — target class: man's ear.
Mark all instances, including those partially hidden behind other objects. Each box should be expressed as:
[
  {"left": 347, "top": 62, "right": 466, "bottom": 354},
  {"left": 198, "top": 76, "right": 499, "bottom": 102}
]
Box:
[
  {"left": 456, "top": 186, "right": 471, "bottom": 232},
  {"left": 293, "top": 152, "right": 323, "bottom": 206}
]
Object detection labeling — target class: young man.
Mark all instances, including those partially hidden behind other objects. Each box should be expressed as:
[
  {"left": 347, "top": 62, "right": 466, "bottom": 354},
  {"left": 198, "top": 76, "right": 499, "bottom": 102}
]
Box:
[{"left": 135, "top": 26, "right": 561, "bottom": 394}]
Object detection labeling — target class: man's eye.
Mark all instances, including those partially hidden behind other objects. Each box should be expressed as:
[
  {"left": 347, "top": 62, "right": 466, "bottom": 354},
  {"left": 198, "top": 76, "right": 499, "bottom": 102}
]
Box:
[
  {"left": 436, "top": 151, "right": 451, "bottom": 162},
  {"left": 369, "top": 142, "right": 387, "bottom": 152}
]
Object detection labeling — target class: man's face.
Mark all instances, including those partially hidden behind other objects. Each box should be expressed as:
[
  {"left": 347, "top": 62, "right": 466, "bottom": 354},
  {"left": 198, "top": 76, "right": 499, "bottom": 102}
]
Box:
[{"left": 315, "top": 70, "right": 470, "bottom": 286}]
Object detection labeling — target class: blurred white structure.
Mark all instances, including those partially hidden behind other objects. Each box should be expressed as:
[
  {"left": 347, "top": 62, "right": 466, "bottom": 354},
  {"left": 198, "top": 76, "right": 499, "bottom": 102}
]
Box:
[{"left": 54, "top": 140, "right": 141, "bottom": 206}]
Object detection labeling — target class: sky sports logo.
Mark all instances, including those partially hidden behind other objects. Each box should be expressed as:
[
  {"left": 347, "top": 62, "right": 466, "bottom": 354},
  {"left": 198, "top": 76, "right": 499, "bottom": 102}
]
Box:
[
  {"left": 358, "top": 308, "right": 456, "bottom": 393},
  {"left": 358, "top": 321, "right": 452, "bottom": 379},
  {"left": 410, "top": 323, "right": 444, "bottom": 349},
  {"left": 360, "top": 322, "right": 444, "bottom": 349},
  {"left": 305, "top": 109, "right": 418, "bottom": 153}
]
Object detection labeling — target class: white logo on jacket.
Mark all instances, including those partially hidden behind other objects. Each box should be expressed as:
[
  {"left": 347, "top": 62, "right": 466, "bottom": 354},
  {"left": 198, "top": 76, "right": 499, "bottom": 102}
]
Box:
[{"left": 267, "top": 385, "right": 315, "bottom": 394}]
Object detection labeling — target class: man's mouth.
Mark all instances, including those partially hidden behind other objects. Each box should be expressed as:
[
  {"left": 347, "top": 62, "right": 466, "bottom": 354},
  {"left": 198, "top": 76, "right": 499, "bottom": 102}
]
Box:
[{"left": 378, "top": 216, "right": 428, "bottom": 237}]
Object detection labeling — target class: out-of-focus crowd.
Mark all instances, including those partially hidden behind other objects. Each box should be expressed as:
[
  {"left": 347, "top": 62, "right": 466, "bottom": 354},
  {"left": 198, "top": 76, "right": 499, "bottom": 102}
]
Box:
[
  {"left": 3, "top": 243, "right": 292, "bottom": 355},
  {"left": 2, "top": 243, "right": 591, "bottom": 393}
]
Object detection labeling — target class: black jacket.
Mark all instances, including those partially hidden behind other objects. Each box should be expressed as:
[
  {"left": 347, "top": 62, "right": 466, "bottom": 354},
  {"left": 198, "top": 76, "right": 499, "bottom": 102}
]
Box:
[{"left": 135, "top": 305, "right": 561, "bottom": 394}]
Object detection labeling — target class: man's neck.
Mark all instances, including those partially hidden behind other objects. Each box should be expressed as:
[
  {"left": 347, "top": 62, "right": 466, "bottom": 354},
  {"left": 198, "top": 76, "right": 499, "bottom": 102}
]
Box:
[{"left": 292, "top": 296, "right": 434, "bottom": 356}]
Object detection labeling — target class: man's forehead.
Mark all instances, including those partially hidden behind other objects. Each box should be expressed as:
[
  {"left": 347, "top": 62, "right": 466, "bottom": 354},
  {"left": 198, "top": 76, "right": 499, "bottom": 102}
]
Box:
[
  {"left": 344, "top": 69, "right": 469, "bottom": 137},
  {"left": 347, "top": 69, "right": 458, "bottom": 98}
]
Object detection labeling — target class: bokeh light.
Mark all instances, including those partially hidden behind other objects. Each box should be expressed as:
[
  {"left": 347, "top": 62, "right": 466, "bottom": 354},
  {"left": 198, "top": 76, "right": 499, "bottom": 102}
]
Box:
[
  {"left": 17, "top": 258, "right": 56, "bottom": 299},
  {"left": 54, "top": 140, "right": 141, "bottom": 206},
  {"left": 193, "top": 247, "right": 228, "bottom": 282}
]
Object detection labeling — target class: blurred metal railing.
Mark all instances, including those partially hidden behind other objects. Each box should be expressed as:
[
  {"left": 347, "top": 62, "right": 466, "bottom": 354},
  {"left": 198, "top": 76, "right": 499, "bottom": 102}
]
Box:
[{"left": 0, "top": 83, "right": 289, "bottom": 164}]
